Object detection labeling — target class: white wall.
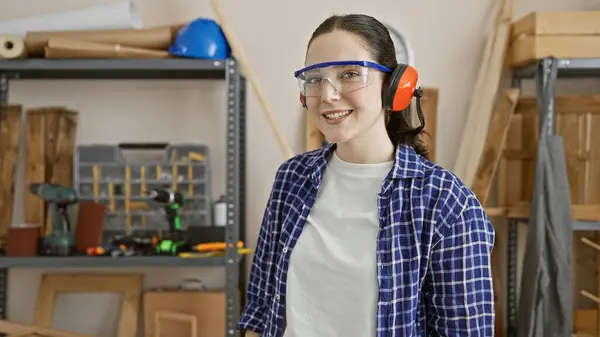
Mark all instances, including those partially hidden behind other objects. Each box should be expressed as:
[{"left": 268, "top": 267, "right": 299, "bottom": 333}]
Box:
[{"left": 2, "top": 0, "right": 600, "bottom": 336}]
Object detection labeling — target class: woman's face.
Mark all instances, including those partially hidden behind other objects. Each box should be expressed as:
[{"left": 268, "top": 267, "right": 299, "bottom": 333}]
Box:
[{"left": 303, "top": 30, "right": 386, "bottom": 144}]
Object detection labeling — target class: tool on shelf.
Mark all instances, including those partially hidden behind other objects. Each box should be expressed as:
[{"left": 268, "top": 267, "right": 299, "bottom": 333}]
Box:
[
  {"left": 29, "top": 183, "right": 78, "bottom": 256},
  {"left": 179, "top": 241, "right": 252, "bottom": 258},
  {"left": 150, "top": 187, "right": 189, "bottom": 255},
  {"left": 86, "top": 233, "right": 157, "bottom": 257}
]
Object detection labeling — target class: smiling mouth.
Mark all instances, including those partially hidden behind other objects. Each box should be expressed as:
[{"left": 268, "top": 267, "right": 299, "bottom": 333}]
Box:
[{"left": 322, "top": 110, "right": 353, "bottom": 120}]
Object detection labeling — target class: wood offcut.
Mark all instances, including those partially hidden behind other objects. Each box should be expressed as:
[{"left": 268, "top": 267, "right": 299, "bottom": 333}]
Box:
[
  {"left": 0, "top": 105, "right": 23, "bottom": 242},
  {"left": 0, "top": 319, "right": 92, "bottom": 337},
  {"left": 34, "top": 273, "right": 143, "bottom": 337},
  {"left": 24, "top": 107, "right": 78, "bottom": 236}
]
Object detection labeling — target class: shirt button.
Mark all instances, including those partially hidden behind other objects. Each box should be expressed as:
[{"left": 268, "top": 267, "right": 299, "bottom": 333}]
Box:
[
  {"left": 275, "top": 294, "right": 280, "bottom": 300},
  {"left": 282, "top": 247, "right": 288, "bottom": 253}
]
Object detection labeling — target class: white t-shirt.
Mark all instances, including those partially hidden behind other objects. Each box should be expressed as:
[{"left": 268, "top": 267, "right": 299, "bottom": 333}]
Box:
[{"left": 283, "top": 151, "right": 393, "bottom": 337}]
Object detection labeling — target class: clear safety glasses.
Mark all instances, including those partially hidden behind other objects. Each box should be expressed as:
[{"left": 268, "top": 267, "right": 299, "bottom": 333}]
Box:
[{"left": 294, "top": 60, "right": 392, "bottom": 97}]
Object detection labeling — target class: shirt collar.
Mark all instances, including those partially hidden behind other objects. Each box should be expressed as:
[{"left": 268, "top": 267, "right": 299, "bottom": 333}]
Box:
[{"left": 307, "top": 143, "right": 425, "bottom": 182}]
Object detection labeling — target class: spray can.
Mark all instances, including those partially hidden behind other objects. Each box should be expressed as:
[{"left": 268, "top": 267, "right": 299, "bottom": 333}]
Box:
[{"left": 214, "top": 195, "right": 227, "bottom": 226}]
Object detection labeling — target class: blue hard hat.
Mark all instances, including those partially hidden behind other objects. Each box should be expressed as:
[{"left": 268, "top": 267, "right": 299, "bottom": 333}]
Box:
[{"left": 169, "top": 18, "right": 231, "bottom": 59}]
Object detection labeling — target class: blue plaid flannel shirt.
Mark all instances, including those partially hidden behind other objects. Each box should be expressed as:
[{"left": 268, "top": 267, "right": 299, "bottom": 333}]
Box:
[{"left": 238, "top": 143, "right": 495, "bottom": 337}]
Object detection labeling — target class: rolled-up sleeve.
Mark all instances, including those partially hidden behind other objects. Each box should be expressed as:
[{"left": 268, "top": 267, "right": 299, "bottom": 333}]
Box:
[
  {"left": 238, "top": 196, "right": 277, "bottom": 333},
  {"left": 424, "top": 196, "right": 496, "bottom": 336}
]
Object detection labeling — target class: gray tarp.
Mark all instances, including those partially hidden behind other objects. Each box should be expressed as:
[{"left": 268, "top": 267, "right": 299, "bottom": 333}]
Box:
[{"left": 516, "top": 59, "right": 573, "bottom": 337}]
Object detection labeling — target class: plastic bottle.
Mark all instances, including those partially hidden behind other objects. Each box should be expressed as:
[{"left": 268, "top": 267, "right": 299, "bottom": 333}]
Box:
[{"left": 214, "top": 195, "right": 227, "bottom": 226}]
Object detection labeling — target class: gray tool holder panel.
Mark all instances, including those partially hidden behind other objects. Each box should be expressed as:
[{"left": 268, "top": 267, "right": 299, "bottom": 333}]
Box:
[{"left": 74, "top": 143, "right": 212, "bottom": 232}]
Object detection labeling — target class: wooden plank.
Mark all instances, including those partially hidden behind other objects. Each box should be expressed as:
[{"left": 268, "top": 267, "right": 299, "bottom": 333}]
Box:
[
  {"left": 44, "top": 108, "right": 62, "bottom": 182},
  {"left": 573, "top": 308, "right": 596, "bottom": 336},
  {"left": 472, "top": 89, "right": 520, "bottom": 206},
  {"left": 25, "top": 110, "right": 46, "bottom": 234},
  {"left": 44, "top": 108, "right": 77, "bottom": 236},
  {"left": 557, "top": 112, "right": 586, "bottom": 203},
  {"left": 421, "top": 87, "right": 439, "bottom": 162},
  {"left": 484, "top": 204, "right": 600, "bottom": 221},
  {"left": 453, "top": 0, "right": 514, "bottom": 187},
  {"left": 516, "top": 94, "right": 600, "bottom": 115},
  {"left": 520, "top": 108, "right": 538, "bottom": 202},
  {"left": 43, "top": 108, "right": 62, "bottom": 235},
  {"left": 0, "top": 105, "right": 22, "bottom": 241},
  {"left": 0, "top": 320, "right": 92, "bottom": 337},
  {"left": 497, "top": 113, "right": 524, "bottom": 207},
  {"left": 511, "top": 11, "right": 600, "bottom": 38},
  {"left": 510, "top": 35, "right": 600, "bottom": 68},
  {"left": 486, "top": 202, "right": 600, "bottom": 221},
  {"left": 588, "top": 113, "right": 600, "bottom": 204},
  {"left": 504, "top": 95, "right": 600, "bottom": 207},
  {"left": 48, "top": 109, "right": 78, "bottom": 188}
]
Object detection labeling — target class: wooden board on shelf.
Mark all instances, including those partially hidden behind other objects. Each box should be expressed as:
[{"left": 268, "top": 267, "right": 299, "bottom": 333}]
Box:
[
  {"left": 0, "top": 105, "right": 22, "bottom": 242},
  {"left": 509, "top": 11, "right": 600, "bottom": 67},
  {"left": 497, "top": 94, "right": 600, "bottom": 216},
  {"left": 509, "top": 35, "right": 600, "bottom": 68},
  {"left": 511, "top": 11, "right": 600, "bottom": 37}
]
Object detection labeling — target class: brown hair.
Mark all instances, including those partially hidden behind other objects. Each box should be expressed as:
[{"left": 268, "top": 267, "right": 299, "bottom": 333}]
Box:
[{"left": 306, "top": 14, "right": 429, "bottom": 159}]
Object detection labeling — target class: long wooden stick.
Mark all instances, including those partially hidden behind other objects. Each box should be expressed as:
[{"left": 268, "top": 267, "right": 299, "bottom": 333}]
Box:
[
  {"left": 210, "top": 0, "right": 295, "bottom": 159},
  {"left": 471, "top": 88, "right": 520, "bottom": 206},
  {"left": 453, "top": 0, "right": 514, "bottom": 186}
]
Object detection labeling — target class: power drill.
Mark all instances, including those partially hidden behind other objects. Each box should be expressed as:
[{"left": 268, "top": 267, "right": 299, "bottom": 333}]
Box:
[
  {"left": 149, "top": 188, "right": 189, "bottom": 255},
  {"left": 29, "top": 183, "right": 78, "bottom": 256}
]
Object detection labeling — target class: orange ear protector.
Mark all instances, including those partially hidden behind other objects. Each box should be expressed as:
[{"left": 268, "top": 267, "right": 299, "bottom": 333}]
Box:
[
  {"left": 382, "top": 63, "right": 418, "bottom": 111},
  {"left": 300, "top": 63, "right": 425, "bottom": 134}
]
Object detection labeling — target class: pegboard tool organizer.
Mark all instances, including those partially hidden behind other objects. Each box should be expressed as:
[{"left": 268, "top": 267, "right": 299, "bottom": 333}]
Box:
[{"left": 74, "top": 143, "right": 212, "bottom": 233}]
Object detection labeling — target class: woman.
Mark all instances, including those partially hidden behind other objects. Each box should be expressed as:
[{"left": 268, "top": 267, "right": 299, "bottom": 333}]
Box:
[{"left": 238, "top": 13, "right": 495, "bottom": 337}]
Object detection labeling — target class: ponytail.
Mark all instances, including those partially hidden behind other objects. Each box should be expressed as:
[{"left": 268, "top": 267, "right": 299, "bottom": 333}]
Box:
[{"left": 385, "top": 109, "right": 430, "bottom": 160}]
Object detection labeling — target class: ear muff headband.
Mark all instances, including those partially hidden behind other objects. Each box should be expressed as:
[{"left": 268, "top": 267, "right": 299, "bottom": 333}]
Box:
[{"left": 384, "top": 64, "right": 425, "bottom": 135}]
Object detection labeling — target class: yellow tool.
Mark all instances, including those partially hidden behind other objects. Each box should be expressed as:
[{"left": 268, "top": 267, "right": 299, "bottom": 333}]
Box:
[{"left": 179, "top": 248, "right": 253, "bottom": 258}]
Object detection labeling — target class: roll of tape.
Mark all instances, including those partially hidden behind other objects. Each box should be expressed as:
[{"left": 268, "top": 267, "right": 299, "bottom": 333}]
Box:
[{"left": 0, "top": 34, "right": 27, "bottom": 59}]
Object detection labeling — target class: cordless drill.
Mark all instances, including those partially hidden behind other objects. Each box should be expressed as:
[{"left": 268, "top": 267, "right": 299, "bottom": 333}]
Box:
[
  {"left": 29, "top": 183, "right": 78, "bottom": 256},
  {"left": 149, "top": 188, "right": 189, "bottom": 255}
]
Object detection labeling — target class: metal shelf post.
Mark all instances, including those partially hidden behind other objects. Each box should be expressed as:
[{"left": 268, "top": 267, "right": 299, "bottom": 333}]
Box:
[
  {"left": 0, "top": 74, "right": 9, "bottom": 322},
  {"left": 225, "top": 58, "right": 242, "bottom": 336}
]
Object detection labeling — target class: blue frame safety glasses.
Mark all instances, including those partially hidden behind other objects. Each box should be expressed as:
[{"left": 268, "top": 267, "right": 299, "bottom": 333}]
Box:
[{"left": 294, "top": 60, "right": 392, "bottom": 97}]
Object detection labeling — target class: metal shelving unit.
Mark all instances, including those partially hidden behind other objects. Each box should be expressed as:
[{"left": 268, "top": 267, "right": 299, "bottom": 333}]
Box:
[
  {"left": 507, "top": 57, "right": 600, "bottom": 337},
  {"left": 0, "top": 57, "right": 246, "bottom": 336}
]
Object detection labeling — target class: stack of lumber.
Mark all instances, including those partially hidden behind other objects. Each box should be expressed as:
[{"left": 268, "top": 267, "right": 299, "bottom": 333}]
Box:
[{"left": 509, "top": 11, "right": 600, "bottom": 68}]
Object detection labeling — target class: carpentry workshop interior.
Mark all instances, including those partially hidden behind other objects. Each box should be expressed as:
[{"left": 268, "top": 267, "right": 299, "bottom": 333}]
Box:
[{"left": 0, "top": 0, "right": 600, "bottom": 336}]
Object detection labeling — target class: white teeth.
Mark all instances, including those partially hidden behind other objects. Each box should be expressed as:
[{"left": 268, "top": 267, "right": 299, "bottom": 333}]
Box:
[{"left": 324, "top": 110, "right": 352, "bottom": 119}]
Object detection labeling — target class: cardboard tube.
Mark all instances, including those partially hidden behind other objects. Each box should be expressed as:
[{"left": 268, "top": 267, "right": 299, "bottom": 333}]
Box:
[
  {"left": 157, "top": 21, "right": 188, "bottom": 43},
  {"left": 26, "top": 26, "right": 172, "bottom": 56},
  {"left": 0, "top": 35, "right": 27, "bottom": 59},
  {"left": 45, "top": 37, "right": 170, "bottom": 59}
]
